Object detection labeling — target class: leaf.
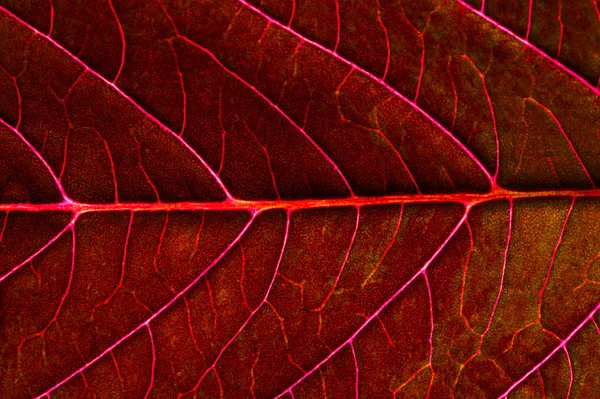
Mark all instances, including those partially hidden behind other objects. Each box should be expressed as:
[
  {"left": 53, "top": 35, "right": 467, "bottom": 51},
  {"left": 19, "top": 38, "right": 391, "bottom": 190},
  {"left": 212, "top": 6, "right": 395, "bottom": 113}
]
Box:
[{"left": 0, "top": 0, "right": 598, "bottom": 398}]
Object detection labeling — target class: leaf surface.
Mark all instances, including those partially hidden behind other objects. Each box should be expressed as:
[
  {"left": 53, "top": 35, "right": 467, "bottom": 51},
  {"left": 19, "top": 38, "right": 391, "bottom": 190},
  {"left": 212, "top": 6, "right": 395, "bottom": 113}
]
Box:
[{"left": 0, "top": 0, "right": 599, "bottom": 398}]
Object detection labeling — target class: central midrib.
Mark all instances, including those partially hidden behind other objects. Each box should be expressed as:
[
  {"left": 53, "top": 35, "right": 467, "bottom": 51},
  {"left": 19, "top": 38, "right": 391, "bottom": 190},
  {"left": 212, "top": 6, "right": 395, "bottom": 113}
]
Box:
[{"left": 2, "top": 187, "right": 600, "bottom": 214}]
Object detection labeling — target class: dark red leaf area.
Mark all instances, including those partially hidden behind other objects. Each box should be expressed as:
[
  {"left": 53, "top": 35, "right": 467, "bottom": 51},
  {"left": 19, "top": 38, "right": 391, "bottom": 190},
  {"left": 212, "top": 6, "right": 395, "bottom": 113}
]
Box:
[
  {"left": 461, "top": 0, "right": 600, "bottom": 87},
  {"left": 0, "top": 14, "right": 225, "bottom": 204},
  {"left": 1, "top": 209, "right": 250, "bottom": 398},
  {"left": 0, "top": 0, "right": 499, "bottom": 199},
  {"left": 0, "top": 124, "right": 63, "bottom": 204},
  {"left": 3, "top": 0, "right": 595, "bottom": 192},
  {"left": 0, "top": 211, "right": 71, "bottom": 276},
  {"left": 2, "top": 200, "right": 600, "bottom": 397},
  {"left": 243, "top": 0, "right": 600, "bottom": 188},
  {"left": 1, "top": 203, "right": 461, "bottom": 397},
  {"left": 512, "top": 321, "right": 600, "bottom": 398}
]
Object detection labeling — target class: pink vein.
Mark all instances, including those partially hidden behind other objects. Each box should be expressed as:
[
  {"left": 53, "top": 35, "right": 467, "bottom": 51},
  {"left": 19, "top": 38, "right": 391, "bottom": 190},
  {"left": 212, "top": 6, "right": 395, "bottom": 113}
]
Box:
[
  {"left": 0, "top": 116, "right": 70, "bottom": 203},
  {"left": 190, "top": 211, "right": 290, "bottom": 392},
  {"left": 594, "top": 319, "right": 600, "bottom": 335},
  {"left": 376, "top": 0, "right": 391, "bottom": 81},
  {"left": 288, "top": 0, "right": 295, "bottom": 27},
  {"left": 525, "top": 97, "right": 595, "bottom": 188},
  {"left": 0, "top": 5, "right": 234, "bottom": 201},
  {"left": 503, "top": 198, "right": 575, "bottom": 397},
  {"left": 175, "top": 35, "right": 354, "bottom": 196},
  {"left": 245, "top": 121, "right": 281, "bottom": 199},
  {"left": 236, "top": 0, "right": 495, "bottom": 186},
  {"left": 564, "top": 347, "right": 573, "bottom": 399},
  {"left": 0, "top": 212, "right": 8, "bottom": 244},
  {"left": 525, "top": 0, "right": 533, "bottom": 41},
  {"left": 48, "top": 0, "right": 54, "bottom": 35},
  {"left": 0, "top": 215, "right": 76, "bottom": 283},
  {"left": 34, "top": 212, "right": 257, "bottom": 398},
  {"left": 144, "top": 325, "right": 156, "bottom": 399},
  {"left": 275, "top": 207, "right": 469, "bottom": 398},
  {"left": 460, "top": 55, "right": 500, "bottom": 178},
  {"left": 539, "top": 197, "right": 574, "bottom": 316},
  {"left": 498, "top": 301, "right": 600, "bottom": 398},
  {"left": 361, "top": 204, "right": 403, "bottom": 287},
  {"left": 99, "top": 211, "right": 133, "bottom": 309},
  {"left": 316, "top": 207, "right": 360, "bottom": 311},
  {"left": 107, "top": 0, "right": 125, "bottom": 83},
  {"left": 459, "top": 220, "right": 475, "bottom": 332},
  {"left": 37, "top": 225, "right": 75, "bottom": 336},
  {"left": 423, "top": 272, "right": 435, "bottom": 372},
  {"left": 458, "top": 0, "right": 600, "bottom": 96},
  {"left": 334, "top": 0, "right": 341, "bottom": 53},
  {"left": 171, "top": 42, "right": 187, "bottom": 136},
  {"left": 350, "top": 342, "right": 359, "bottom": 399},
  {"left": 338, "top": 68, "right": 421, "bottom": 193},
  {"left": 399, "top": 2, "right": 425, "bottom": 103},
  {"left": 96, "top": 129, "right": 119, "bottom": 203},
  {"left": 372, "top": 110, "right": 421, "bottom": 193},
  {"left": 480, "top": 200, "right": 512, "bottom": 345},
  {"left": 556, "top": 0, "right": 564, "bottom": 58}
]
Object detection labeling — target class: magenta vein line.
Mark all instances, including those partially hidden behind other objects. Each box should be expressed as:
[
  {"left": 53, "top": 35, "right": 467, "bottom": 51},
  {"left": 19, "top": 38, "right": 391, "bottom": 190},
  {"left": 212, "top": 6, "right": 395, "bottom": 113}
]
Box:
[
  {"left": 0, "top": 116, "right": 71, "bottom": 203},
  {"left": 504, "top": 198, "right": 575, "bottom": 397},
  {"left": 334, "top": 0, "right": 341, "bottom": 53},
  {"left": 34, "top": 212, "right": 257, "bottom": 398},
  {"left": 376, "top": 0, "right": 391, "bottom": 81},
  {"left": 235, "top": 0, "right": 495, "bottom": 187},
  {"left": 457, "top": 0, "right": 600, "bottom": 96},
  {"left": 288, "top": 0, "right": 296, "bottom": 27},
  {"left": 539, "top": 198, "right": 574, "bottom": 314},
  {"left": 481, "top": 200, "right": 512, "bottom": 342},
  {"left": 144, "top": 325, "right": 156, "bottom": 399},
  {"left": 469, "top": 56, "right": 500, "bottom": 178},
  {"left": 2, "top": 187, "right": 600, "bottom": 215},
  {"left": 189, "top": 212, "right": 290, "bottom": 392},
  {"left": 0, "top": 212, "right": 7, "bottom": 243},
  {"left": 106, "top": 0, "right": 125, "bottom": 83},
  {"left": 564, "top": 347, "right": 573, "bottom": 399},
  {"left": 0, "top": 5, "right": 234, "bottom": 201},
  {"left": 47, "top": 0, "right": 54, "bottom": 36},
  {"left": 498, "top": 300, "right": 600, "bottom": 398},
  {"left": 371, "top": 109, "right": 421, "bottom": 193},
  {"left": 362, "top": 204, "right": 403, "bottom": 287},
  {"left": 41, "top": 225, "right": 75, "bottom": 334},
  {"left": 525, "top": 0, "right": 533, "bottom": 41},
  {"left": 423, "top": 271, "right": 435, "bottom": 389},
  {"left": 99, "top": 211, "right": 133, "bottom": 309},
  {"left": 96, "top": 130, "right": 119, "bottom": 203},
  {"left": 556, "top": 0, "right": 564, "bottom": 59},
  {"left": 396, "top": 0, "right": 426, "bottom": 103},
  {"left": 525, "top": 97, "right": 595, "bottom": 188},
  {"left": 0, "top": 215, "right": 77, "bottom": 283},
  {"left": 170, "top": 43, "right": 187, "bottom": 136},
  {"left": 350, "top": 342, "right": 359, "bottom": 399},
  {"left": 275, "top": 207, "right": 469, "bottom": 398},
  {"left": 317, "top": 207, "right": 360, "bottom": 311}
]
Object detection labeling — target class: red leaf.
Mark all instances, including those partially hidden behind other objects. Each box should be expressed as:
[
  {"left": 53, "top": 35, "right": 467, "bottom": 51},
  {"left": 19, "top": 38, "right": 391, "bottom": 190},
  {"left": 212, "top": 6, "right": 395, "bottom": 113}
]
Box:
[{"left": 0, "top": 0, "right": 599, "bottom": 398}]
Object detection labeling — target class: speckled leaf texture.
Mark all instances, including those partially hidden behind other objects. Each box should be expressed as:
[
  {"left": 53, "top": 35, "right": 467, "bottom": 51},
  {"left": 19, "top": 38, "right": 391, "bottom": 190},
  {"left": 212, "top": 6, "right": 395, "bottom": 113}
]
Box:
[{"left": 0, "top": 0, "right": 598, "bottom": 398}]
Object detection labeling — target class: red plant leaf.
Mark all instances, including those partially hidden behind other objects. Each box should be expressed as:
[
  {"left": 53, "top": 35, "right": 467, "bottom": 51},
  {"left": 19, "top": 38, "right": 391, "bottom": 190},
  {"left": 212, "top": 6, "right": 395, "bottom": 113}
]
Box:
[{"left": 0, "top": 0, "right": 599, "bottom": 398}]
